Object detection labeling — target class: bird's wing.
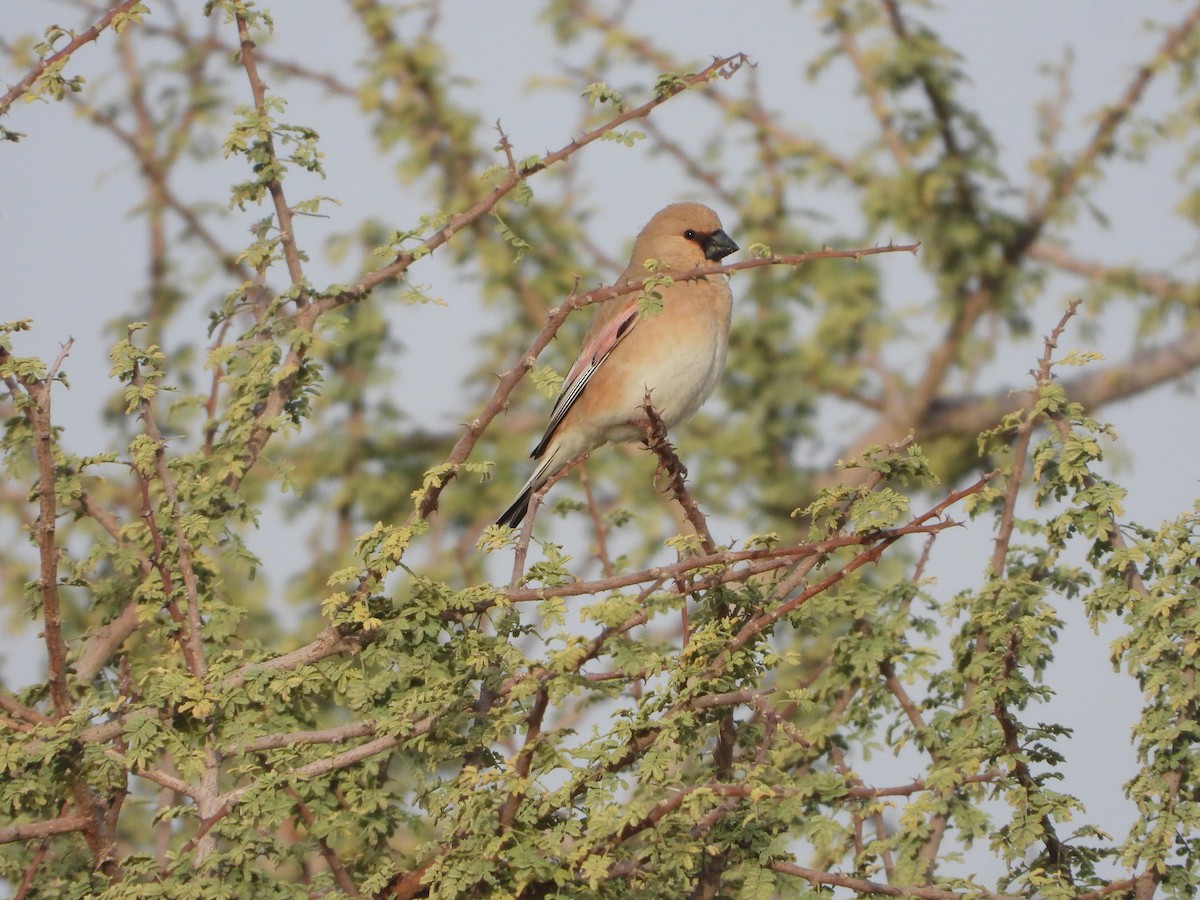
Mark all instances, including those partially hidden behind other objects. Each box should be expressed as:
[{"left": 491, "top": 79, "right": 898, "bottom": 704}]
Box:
[{"left": 530, "top": 297, "right": 641, "bottom": 459}]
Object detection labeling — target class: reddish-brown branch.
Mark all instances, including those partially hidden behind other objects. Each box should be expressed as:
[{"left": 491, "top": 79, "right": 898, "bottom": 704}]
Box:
[
  {"left": 923, "top": 305, "right": 1082, "bottom": 878},
  {"left": 497, "top": 688, "right": 550, "bottom": 828},
  {"left": 991, "top": 301, "right": 1080, "bottom": 575},
  {"left": 287, "top": 789, "right": 363, "bottom": 898},
  {"left": 636, "top": 397, "right": 734, "bottom": 895},
  {"left": 725, "top": 471, "right": 994, "bottom": 660},
  {"left": 638, "top": 395, "right": 718, "bottom": 555},
  {"left": 26, "top": 341, "right": 75, "bottom": 719},
  {"left": 579, "top": 465, "right": 616, "bottom": 578},
  {"left": 0, "top": 0, "right": 146, "bottom": 118},
  {"left": 1023, "top": 0, "right": 1200, "bottom": 244},
  {"left": 833, "top": 8, "right": 912, "bottom": 167},
  {"left": 132, "top": 359, "right": 207, "bottom": 680},
  {"left": 922, "top": 321, "right": 1200, "bottom": 443},
  {"left": 769, "top": 859, "right": 1021, "bottom": 899},
  {"left": 70, "top": 484, "right": 157, "bottom": 684},
  {"left": 503, "top": 520, "right": 951, "bottom": 606},
  {"left": 206, "top": 521, "right": 958, "bottom": 710},
  {"left": 233, "top": 9, "right": 307, "bottom": 293},
  {"left": 0, "top": 814, "right": 92, "bottom": 846}
]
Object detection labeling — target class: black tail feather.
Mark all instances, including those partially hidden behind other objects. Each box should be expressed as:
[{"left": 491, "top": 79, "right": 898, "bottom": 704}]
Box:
[{"left": 496, "top": 484, "right": 534, "bottom": 529}]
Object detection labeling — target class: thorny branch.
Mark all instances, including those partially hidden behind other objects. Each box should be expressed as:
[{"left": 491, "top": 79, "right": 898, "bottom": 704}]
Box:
[{"left": 0, "top": 0, "right": 145, "bottom": 119}]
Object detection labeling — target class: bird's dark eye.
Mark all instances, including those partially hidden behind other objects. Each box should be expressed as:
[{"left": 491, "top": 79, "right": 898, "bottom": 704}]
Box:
[{"left": 683, "top": 229, "right": 697, "bottom": 241}]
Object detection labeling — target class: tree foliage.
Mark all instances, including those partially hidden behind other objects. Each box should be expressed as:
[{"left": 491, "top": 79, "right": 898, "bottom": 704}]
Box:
[{"left": 2, "top": 2, "right": 1200, "bottom": 897}]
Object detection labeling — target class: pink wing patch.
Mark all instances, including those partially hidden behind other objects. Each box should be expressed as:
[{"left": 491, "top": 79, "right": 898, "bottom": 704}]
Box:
[{"left": 530, "top": 299, "right": 641, "bottom": 459}]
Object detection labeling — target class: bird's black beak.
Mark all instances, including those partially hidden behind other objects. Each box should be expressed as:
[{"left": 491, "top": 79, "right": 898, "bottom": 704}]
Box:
[{"left": 703, "top": 229, "right": 739, "bottom": 261}]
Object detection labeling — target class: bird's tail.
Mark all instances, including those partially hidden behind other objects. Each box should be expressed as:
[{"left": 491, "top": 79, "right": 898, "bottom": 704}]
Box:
[
  {"left": 495, "top": 450, "right": 558, "bottom": 529},
  {"left": 496, "top": 481, "right": 537, "bottom": 529}
]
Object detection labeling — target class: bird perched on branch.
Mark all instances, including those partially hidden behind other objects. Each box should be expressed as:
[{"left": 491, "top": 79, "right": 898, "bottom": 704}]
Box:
[{"left": 496, "top": 202, "right": 739, "bottom": 528}]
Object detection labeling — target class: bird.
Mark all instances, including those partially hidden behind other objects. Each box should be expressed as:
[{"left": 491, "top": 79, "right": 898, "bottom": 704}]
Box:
[{"left": 496, "top": 202, "right": 739, "bottom": 528}]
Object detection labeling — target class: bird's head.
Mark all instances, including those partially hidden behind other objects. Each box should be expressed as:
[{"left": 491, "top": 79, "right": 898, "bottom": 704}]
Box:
[{"left": 631, "top": 202, "right": 739, "bottom": 272}]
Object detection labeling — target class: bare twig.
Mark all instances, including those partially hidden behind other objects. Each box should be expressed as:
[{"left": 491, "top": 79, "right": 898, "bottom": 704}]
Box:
[
  {"left": 25, "top": 340, "right": 75, "bottom": 718},
  {"left": 638, "top": 395, "right": 717, "bottom": 555},
  {"left": 497, "top": 688, "right": 550, "bottom": 829},
  {"left": 833, "top": 8, "right": 912, "bottom": 167},
  {"left": 725, "top": 472, "right": 995, "bottom": 661},
  {"left": 1022, "top": 0, "right": 1200, "bottom": 245},
  {"left": 0, "top": 814, "right": 92, "bottom": 846},
  {"left": 232, "top": 8, "right": 307, "bottom": 293},
  {"left": 769, "top": 859, "right": 1021, "bottom": 900},
  {"left": 287, "top": 789, "right": 363, "bottom": 898},
  {"left": 0, "top": 0, "right": 146, "bottom": 118}
]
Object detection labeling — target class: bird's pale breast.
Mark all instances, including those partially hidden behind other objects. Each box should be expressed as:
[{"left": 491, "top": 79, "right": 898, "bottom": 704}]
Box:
[{"left": 568, "top": 278, "right": 731, "bottom": 445}]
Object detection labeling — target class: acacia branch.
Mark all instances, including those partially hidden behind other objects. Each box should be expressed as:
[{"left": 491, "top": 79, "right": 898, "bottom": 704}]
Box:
[
  {"left": 69, "top": 476, "right": 158, "bottom": 685},
  {"left": 1022, "top": 0, "right": 1200, "bottom": 244},
  {"left": 177, "top": 729, "right": 427, "bottom": 859},
  {"left": 769, "top": 859, "right": 1021, "bottom": 900},
  {"left": 502, "top": 521, "right": 946, "bottom": 605},
  {"left": 0, "top": 691, "right": 51, "bottom": 728},
  {"left": 992, "top": 301, "right": 1079, "bottom": 573},
  {"left": 227, "top": 720, "right": 380, "bottom": 755},
  {"left": 1028, "top": 241, "right": 1197, "bottom": 304},
  {"left": 925, "top": 305, "right": 1082, "bottom": 879},
  {"left": 335, "top": 53, "right": 752, "bottom": 306},
  {"left": 127, "top": 352, "right": 219, "bottom": 862},
  {"left": 287, "top": 789, "right": 363, "bottom": 898},
  {"left": 215, "top": 728, "right": 431, "bottom": 811},
  {"left": 213, "top": 516, "right": 952, "bottom": 703},
  {"left": 819, "top": 1, "right": 1200, "bottom": 496},
  {"left": 233, "top": 7, "right": 306, "bottom": 292},
  {"left": 833, "top": 8, "right": 911, "bottom": 167},
  {"left": 104, "top": 754, "right": 198, "bottom": 800},
  {"left": 21, "top": 340, "right": 75, "bottom": 719},
  {"left": 224, "top": 625, "right": 360, "bottom": 690},
  {"left": 638, "top": 395, "right": 717, "bottom": 554},
  {"left": 918, "top": 337, "right": 1066, "bottom": 871},
  {"left": 132, "top": 358, "right": 207, "bottom": 680},
  {"left": 0, "top": 814, "right": 92, "bottom": 846},
  {"left": 497, "top": 688, "right": 550, "bottom": 829},
  {"left": 922, "top": 319, "right": 1200, "bottom": 443},
  {"left": 636, "top": 397, "right": 733, "bottom": 895},
  {"left": 0, "top": 0, "right": 145, "bottom": 118},
  {"left": 725, "top": 471, "right": 994, "bottom": 660}
]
